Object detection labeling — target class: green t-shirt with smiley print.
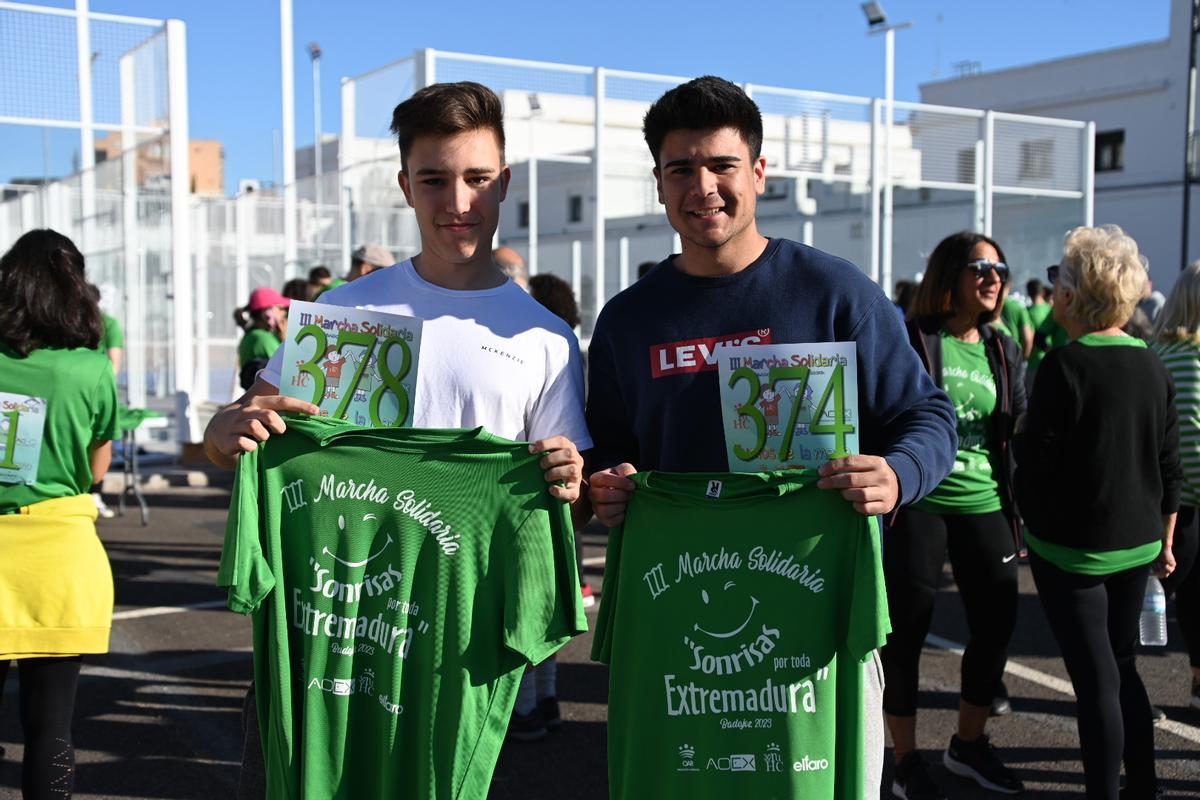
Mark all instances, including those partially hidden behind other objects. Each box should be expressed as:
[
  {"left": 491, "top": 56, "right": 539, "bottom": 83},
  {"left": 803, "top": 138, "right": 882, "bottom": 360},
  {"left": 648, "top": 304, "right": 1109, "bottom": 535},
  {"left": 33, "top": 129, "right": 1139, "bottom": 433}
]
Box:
[
  {"left": 592, "top": 470, "right": 889, "bottom": 800},
  {"left": 915, "top": 332, "right": 1002, "bottom": 515},
  {"left": 219, "top": 414, "right": 586, "bottom": 800}
]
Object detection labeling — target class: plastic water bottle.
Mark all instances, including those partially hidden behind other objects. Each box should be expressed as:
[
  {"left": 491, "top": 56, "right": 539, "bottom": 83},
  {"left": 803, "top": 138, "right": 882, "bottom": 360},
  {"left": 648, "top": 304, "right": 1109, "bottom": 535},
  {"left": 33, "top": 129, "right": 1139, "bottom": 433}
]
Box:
[{"left": 1140, "top": 576, "right": 1168, "bottom": 647}]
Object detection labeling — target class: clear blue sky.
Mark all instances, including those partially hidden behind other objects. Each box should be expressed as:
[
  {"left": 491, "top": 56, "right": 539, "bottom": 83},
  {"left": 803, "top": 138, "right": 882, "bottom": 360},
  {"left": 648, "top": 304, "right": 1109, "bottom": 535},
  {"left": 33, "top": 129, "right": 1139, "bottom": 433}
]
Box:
[{"left": 3, "top": 0, "right": 1175, "bottom": 191}]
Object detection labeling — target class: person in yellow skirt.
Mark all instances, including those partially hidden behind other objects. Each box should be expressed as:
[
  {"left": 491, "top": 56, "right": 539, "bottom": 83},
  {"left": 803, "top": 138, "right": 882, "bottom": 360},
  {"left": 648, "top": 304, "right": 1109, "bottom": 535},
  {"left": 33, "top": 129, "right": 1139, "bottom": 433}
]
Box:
[{"left": 0, "top": 229, "right": 119, "bottom": 799}]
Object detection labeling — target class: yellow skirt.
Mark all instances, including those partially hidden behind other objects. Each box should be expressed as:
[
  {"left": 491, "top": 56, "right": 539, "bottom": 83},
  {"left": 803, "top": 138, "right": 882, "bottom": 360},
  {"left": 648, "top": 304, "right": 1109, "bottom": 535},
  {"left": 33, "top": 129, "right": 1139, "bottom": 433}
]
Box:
[{"left": 0, "top": 494, "right": 113, "bottom": 659}]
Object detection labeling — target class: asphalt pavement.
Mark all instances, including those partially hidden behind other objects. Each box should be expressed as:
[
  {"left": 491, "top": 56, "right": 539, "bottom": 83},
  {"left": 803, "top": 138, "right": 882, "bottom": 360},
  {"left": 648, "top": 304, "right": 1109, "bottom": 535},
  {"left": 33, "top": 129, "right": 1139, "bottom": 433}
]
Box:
[{"left": 1, "top": 478, "right": 1198, "bottom": 799}]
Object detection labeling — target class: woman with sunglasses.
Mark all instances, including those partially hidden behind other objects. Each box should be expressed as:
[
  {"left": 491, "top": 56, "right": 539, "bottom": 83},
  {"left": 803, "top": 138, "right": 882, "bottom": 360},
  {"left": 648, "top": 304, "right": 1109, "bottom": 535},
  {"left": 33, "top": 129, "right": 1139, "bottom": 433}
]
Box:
[
  {"left": 884, "top": 231, "right": 1026, "bottom": 799},
  {"left": 1016, "top": 225, "right": 1179, "bottom": 800}
]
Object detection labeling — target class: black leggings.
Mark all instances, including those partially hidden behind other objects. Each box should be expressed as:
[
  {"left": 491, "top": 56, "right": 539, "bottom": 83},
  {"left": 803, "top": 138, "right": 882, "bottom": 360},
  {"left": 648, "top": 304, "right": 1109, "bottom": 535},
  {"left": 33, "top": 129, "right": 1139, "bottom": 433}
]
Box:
[
  {"left": 1030, "top": 553, "right": 1156, "bottom": 800},
  {"left": 0, "top": 656, "right": 82, "bottom": 800},
  {"left": 1161, "top": 505, "right": 1200, "bottom": 670},
  {"left": 881, "top": 507, "right": 1018, "bottom": 716}
]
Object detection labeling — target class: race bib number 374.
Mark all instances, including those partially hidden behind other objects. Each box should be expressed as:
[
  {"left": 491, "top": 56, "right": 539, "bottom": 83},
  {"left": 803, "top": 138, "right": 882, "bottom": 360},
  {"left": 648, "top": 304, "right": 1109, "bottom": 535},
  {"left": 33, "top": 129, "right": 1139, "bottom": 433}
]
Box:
[
  {"left": 716, "top": 342, "right": 859, "bottom": 473},
  {"left": 0, "top": 391, "right": 48, "bottom": 485},
  {"left": 278, "top": 301, "right": 423, "bottom": 428}
]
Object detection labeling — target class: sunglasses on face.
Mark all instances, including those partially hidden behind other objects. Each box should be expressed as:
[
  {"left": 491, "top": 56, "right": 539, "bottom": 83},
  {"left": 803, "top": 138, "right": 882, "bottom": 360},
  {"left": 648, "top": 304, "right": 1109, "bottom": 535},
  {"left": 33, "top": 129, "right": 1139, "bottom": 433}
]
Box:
[
  {"left": 964, "top": 259, "right": 1010, "bottom": 282},
  {"left": 1046, "top": 264, "right": 1059, "bottom": 284}
]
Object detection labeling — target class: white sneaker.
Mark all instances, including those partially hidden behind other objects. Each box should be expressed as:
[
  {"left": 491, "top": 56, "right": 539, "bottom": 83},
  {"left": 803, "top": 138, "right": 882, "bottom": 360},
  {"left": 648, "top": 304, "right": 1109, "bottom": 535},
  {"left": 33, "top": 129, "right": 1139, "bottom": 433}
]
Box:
[{"left": 93, "top": 492, "right": 115, "bottom": 519}]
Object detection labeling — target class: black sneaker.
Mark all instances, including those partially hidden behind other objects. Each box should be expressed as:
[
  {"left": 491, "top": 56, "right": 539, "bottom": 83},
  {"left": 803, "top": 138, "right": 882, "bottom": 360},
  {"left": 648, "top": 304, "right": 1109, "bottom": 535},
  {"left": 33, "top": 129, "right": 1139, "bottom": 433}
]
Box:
[
  {"left": 1151, "top": 705, "right": 1167, "bottom": 724},
  {"left": 943, "top": 734, "right": 1023, "bottom": 794},
  {"left": 991, "top": 681, "right": 1012, "bottom": 717},
  {"left": 507, "top": 707, "right": 548, "bottom": 742},
  {"left": 892, "top": 752, "right": 944, "bottom": 800},
  {"left": 538, "top": 696, "right": 562, "bottom": 730}
]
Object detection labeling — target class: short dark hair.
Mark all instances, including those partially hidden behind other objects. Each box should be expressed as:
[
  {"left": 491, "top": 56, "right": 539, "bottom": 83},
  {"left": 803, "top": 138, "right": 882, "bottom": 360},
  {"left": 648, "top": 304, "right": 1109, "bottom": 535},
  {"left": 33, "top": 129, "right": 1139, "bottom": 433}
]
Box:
[
  {"left": 642, "top": 76, "right": 763, "bottom": 168},
  {"left": 529, "top": 274, "right": 581, "bottom": 329},
  {"left": 1026, "top": 278, "right": 1046, "bottom": 300},
  {"left": 909, "top": 231, "right": 1008, "bottom": 323},
  {"left": 282, "top": 278, "right": 310, "bottom": 302},
  {"left": 308, "top": 265, "right": 331, "bottom": 282},
  {"left": 390, "top": 81, "right": 506, "bottom": 171},
  {"left": 0, "top": 229, "right": 103, "bottom": 356}
]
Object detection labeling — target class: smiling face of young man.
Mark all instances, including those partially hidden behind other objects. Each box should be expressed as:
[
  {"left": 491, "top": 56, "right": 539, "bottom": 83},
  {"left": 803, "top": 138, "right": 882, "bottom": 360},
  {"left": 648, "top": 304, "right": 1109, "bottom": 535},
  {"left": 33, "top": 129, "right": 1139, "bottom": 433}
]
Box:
[
  {"left": 398, "top": 127, "right": 511, "bottom": 290},
  {"left": 654, "top": 126, "right": 768, "bottom": 277}
]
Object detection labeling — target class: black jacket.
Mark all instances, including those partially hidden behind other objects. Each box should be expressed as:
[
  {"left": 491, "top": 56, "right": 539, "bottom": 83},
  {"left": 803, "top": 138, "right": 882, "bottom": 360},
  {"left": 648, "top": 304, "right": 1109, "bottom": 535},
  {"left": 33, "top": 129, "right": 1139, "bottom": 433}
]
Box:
[{"left": 904, "top": 317, "right": 1027, "bottom": 545}]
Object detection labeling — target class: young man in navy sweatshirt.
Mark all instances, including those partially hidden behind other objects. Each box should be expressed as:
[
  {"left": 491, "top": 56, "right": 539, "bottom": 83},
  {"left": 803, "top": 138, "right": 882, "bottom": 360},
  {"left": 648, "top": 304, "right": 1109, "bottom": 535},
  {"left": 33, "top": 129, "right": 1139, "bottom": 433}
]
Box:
[{"left": 586, "top": 76, "right": 957, "bottom": 798}]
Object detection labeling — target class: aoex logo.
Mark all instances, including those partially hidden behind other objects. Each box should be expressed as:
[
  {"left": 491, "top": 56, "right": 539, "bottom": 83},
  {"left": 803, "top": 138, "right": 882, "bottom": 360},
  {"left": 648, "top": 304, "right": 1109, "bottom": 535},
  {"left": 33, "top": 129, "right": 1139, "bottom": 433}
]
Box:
[
  {"left": 308, "top": 676, "right": 354, "bottom": 696},
  {"left": 706, "top": 754, "right": 756, "bottom": 772}
]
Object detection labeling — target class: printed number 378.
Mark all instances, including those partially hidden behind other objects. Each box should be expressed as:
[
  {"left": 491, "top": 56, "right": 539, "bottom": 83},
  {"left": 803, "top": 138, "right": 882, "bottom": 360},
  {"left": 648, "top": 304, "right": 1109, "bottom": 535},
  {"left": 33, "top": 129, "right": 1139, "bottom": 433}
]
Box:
[{"left": 294, "top": 324, "right": 411, "bottom": 426}]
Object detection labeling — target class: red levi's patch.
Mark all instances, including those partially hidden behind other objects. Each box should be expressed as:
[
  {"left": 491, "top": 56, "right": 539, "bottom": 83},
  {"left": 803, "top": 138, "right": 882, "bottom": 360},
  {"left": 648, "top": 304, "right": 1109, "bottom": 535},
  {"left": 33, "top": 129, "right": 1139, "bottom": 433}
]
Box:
[{"left": 649, "top": 328, "right": 773, "bottom": 378}]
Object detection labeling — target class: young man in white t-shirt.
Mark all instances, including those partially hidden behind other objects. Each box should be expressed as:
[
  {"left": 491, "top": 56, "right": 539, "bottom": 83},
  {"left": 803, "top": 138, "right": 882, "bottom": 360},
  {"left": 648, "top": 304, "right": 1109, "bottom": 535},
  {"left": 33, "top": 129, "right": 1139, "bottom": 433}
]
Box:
[{"left": 204, "top": 81, "right": 592, "bottom": 796}]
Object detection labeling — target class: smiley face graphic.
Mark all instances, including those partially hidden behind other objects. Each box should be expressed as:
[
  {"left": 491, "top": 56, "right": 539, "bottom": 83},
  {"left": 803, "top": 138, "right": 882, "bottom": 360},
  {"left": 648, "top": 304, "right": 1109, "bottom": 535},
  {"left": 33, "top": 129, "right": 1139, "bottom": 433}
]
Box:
[{"left": 693, "top": 581, "right": 760, "bottom": 640}]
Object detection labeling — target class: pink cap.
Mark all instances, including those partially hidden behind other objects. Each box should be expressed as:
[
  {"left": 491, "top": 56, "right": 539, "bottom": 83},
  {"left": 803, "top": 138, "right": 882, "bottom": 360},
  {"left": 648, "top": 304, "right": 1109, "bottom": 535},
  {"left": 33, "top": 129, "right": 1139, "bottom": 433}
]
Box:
[{"left": 248, "top": 287, "right": 290, "bottom": 311}]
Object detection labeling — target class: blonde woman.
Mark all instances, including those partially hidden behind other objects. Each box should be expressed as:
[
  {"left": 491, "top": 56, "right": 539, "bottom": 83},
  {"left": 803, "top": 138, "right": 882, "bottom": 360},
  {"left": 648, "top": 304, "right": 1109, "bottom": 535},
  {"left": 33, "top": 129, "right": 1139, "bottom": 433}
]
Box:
[
  {"left": 1151, "top": 263, "right": 1200, "bottom": 712},
  {"left": 1016, "top": 225, "right": 1180, "bottom": 800}
]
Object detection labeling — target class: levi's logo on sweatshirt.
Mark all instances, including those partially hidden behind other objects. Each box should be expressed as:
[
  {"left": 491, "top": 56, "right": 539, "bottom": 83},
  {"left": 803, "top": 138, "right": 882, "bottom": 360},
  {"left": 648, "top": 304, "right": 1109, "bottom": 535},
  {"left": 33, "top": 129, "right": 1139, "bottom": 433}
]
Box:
[{"left": 649, "top": 328, "right": 773, "bottom": 378}]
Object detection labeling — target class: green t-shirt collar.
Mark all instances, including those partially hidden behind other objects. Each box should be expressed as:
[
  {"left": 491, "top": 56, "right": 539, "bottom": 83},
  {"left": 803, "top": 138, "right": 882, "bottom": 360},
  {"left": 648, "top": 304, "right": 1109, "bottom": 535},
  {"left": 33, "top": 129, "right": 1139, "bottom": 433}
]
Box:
[
  {"left": 281, "top": 412, "right": 502, "bottom": 448},
  {"left": 1076, "top": 332, "right": 1147, "bottom": 348},
  {"left": 634, "top": 469, "right": 820, "bottom": 501}
]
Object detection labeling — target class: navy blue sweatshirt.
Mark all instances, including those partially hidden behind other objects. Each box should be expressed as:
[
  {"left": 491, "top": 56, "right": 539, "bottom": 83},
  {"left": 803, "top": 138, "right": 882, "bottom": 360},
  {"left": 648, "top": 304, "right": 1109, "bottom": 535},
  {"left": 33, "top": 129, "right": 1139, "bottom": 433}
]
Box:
[{"left": 586, "top": 238, "right": 957, "bottom": 507}]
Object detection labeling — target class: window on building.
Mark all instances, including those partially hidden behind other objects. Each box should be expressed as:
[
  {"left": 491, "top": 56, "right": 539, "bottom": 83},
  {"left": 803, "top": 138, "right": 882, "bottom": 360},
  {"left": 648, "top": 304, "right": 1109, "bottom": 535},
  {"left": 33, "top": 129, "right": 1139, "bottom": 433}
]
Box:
[
  {"left": 568, "top": 194, "right": 583, "bottom": 223},
  {"left": 957, "top": 148, "right": 976, "bottom": 184},
  {"left": 1019, "top": 139, "right": 1054, "bottom": 181},
  {"left": 518, "top": 202, "right": 530, "bottom": 229},
  {"left": 1095, "top": 130, "right": 1125, "bottom": 173}
]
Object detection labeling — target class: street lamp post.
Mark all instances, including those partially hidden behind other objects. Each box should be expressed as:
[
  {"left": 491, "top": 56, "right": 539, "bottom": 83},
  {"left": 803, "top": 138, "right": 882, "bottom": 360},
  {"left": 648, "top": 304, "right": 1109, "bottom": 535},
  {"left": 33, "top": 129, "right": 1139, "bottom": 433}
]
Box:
[
  {"left": 863, "top": 2, "right": 911, "bottom": 298},
  {"left": 308, "top": 42, "right": 323, "bottom": 258}
]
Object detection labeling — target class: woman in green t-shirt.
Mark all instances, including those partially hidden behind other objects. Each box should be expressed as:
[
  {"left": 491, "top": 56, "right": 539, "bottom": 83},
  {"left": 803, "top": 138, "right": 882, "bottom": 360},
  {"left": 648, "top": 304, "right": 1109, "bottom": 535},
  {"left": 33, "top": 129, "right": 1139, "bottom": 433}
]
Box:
[
  {"left": 234, "top": 287, "right": 290, "bottom": 390},
  {"left": 1016, "top": 225, "right": 1179, "bottom": 800},
  {"left": 0, "top": 229, "right": 120, "bottom": 798},
  {"left": 885, "top": 231, "right": 1027, "bottom": 798}
]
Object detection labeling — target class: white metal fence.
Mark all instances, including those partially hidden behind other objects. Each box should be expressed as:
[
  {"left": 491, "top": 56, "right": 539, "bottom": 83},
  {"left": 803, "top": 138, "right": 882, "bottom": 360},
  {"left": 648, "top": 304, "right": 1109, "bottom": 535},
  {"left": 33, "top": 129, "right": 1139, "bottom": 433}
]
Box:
[
  {"left": 1, "top": 41, "right": 1092, "bottom": 434},
  {"left": 0, "top": 0, "right": 190, "bottom": 440}
]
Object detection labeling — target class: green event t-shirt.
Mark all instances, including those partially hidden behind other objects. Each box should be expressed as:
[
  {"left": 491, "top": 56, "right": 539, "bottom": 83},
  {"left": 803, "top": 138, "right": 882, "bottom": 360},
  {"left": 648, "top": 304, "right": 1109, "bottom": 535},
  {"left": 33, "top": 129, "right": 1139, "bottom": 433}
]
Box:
[
  {"left": 0, "top": 345, "right": 119, "bottom": 512},
  {"left": 1025, "top": 332, "right": 1158, "bottom": 574},
  {"left": 592, "top": 470, "right": 889, "bottom": 800},
  {"left": 218, "top": 414, "right": 586, "bottom": 800},
  {"left": 1027, "top": 302, "right": 1051, "bottom": 332},
  {"left": 238, "top": 327, "right": 281, "bottom": 368},
  {"left": 993, "top": 297, "right": 1031, "bottom": 343},
  {"left": 915, "top": 333, "right": 1002, "bottom": 515},
  {"left": 99, "top": 312, "right": 124, "bottom": 352}
]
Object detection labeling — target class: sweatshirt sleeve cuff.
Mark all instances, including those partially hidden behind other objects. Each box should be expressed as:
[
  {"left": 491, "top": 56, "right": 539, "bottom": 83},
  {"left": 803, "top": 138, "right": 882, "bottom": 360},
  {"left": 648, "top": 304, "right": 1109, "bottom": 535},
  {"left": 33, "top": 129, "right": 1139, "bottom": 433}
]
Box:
[
  {"left": 1162, "top": 486, "right": 1181, "bottom": 516},
  {"left": 885, "top": 450, "right": 923, "bottom": 508}
]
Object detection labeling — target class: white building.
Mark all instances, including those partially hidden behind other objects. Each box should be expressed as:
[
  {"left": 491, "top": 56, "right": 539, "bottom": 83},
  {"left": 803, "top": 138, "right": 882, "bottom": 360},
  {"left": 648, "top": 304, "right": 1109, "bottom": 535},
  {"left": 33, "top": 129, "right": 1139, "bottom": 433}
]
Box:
[{"left": 921, "top": 0, "right": 1193, "bottom": 293}]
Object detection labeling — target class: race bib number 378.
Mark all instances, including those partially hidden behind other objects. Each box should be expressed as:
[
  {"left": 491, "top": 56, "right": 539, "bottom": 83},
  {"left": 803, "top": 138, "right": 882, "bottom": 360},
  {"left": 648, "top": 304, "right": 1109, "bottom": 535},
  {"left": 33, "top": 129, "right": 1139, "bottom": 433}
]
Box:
[
  {"left": 278, "top": 301, "right": 423, "bottom": 428},
  {"left": 716, "top": 342, "right": 859, "bottom": 473},
  {"left": 0, "top": 391, "right": 48, "bottom": 485}
]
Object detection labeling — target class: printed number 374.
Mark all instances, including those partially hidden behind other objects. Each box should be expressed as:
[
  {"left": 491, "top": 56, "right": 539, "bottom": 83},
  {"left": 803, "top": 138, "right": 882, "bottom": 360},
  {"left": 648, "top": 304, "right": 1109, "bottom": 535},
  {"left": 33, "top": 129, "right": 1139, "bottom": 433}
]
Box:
[{"left": 729, "top": 364, "right": 854, "bottom": 461}]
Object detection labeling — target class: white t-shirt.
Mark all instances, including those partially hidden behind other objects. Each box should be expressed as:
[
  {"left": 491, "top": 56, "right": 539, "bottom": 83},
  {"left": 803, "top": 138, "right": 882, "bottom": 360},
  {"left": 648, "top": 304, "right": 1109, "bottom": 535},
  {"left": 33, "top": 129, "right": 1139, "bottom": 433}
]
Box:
[{"left": 261, "top": 260, "right": 592, "bottom": 448}]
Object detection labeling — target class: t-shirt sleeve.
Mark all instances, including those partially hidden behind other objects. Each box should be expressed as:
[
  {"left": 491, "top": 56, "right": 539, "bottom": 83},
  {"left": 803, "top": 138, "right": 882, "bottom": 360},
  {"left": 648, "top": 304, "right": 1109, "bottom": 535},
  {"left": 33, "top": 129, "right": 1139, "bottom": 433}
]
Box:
[
  {"left": 526, "top": 330, "right": 592, "bottom": 450},
  {"left": 104, "top": 315, "right": 125, "bottom": 350},
  {"left": 217, "top": 448, "right": 277, "bottom": 614},
  {"left": 91, "top": 362, "right": 120, "bottom": 443},
  {"left": 503, "top": 499, "right": 587, "bottom": 664},
  {"left": 589, "top": 519, "right": 625, "bottom": 664},
  {"left": 845, "top": 514, "right": 890, "bottom": 662}
]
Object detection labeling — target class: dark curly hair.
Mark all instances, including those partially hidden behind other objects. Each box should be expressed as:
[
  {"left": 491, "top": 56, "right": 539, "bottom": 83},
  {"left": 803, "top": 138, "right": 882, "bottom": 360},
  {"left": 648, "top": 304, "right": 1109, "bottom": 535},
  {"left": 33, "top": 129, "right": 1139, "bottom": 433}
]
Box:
[
  {"left": 0, "top": 229, "right": 103, "bottom": 356},
  {"left": 643, "top": 76, "right": 763, "bottom": 169},
  {"left": 529, "top": 274, "right": 581, "bottom": 329}
]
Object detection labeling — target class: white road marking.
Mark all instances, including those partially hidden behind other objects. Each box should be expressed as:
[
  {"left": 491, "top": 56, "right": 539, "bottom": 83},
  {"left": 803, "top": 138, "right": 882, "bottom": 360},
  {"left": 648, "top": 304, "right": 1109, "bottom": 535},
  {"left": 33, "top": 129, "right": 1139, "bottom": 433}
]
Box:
[
  {"left": 111, "top": 599, "right": 227, "bottom": 620},
  {"left": 581, "top": 555, "right": 606, "bottom": 566},
  {"left": 925, "top": 633, "right": 1200, "bottom": 745}
]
